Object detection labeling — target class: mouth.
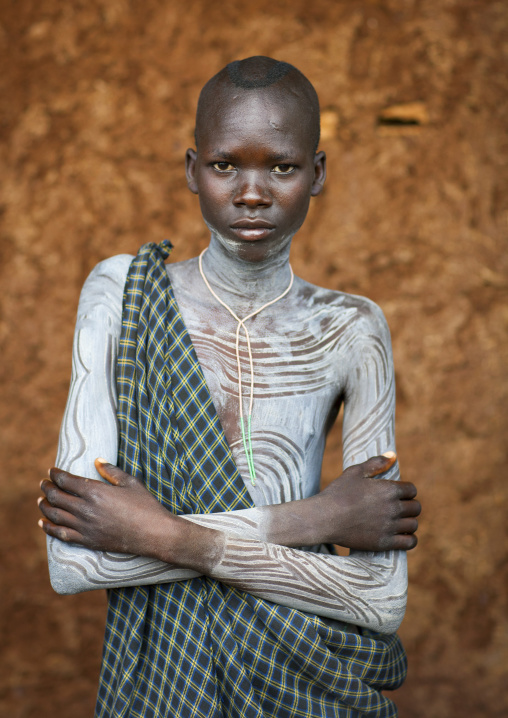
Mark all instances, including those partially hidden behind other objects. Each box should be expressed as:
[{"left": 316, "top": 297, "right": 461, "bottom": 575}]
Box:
[{"left": 230, "top": 218, "right": 275, "bottom": 241}]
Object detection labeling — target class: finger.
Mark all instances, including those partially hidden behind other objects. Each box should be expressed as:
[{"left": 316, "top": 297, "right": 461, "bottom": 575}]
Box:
[
  {"left": 399, "top": 497, "right": 421, "bottom": 518},
  {"left": 361, "top": 452, "right": 397, "bottom": 478},
  {"left": 38, "top": 517, "right": 84, "bottom": 544},
  {"left": 94, "top": 458, "right": 131, "bottom": 486},
  {"left": 40, "top": 480, "right": 82, "bottom": 512},
  {"left": 395, "top": 481, "right": 418, "bottom": 501},
  {"left": 390, "top": 533, "right": 418, "bottom": 551},
  {"left": 395, "top": 517, "right": 418, "bottom": 535},
  {"left": 38, "top": 497, "right": 80, "bottom": 530},
  {"left": 49, "top": 467, "right": 93, "bottom": 497}
]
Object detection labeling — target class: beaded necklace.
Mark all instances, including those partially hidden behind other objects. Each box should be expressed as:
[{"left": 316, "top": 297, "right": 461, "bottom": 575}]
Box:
[{"left": 198, "top": 248, "right": 294, "bottom": 485}]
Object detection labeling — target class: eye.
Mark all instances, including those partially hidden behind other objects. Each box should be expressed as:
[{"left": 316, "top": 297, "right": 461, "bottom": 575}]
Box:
[
  {"left": 272, "top": 164, "right": 296, "bottom": 174},
  {"left": 212, "top": 161, "right": 235, "bottom": 172}
]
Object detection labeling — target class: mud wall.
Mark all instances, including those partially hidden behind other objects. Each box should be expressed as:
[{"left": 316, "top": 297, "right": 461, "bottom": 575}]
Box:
[{"left": 1, "top": 1, "right": 507, "bottom": 716}]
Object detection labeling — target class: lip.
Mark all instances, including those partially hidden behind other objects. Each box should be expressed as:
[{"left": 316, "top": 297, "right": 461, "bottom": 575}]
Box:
[
  {"left": 230, "top": 218, "right": 275, "bottom": 229},
  {"left": 230, "top": 218, "right": 275, "bottom": 241}
]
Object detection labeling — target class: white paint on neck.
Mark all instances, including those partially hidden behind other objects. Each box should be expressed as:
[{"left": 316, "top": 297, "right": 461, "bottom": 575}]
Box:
[{"left": 200, "top": 233, "right": 294, "bottom": 315}]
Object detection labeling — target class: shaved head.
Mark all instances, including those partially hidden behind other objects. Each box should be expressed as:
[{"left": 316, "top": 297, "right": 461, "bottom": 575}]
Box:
[
  {"left": 226, "top": 58, "right": 294, "bottom": 89},
  {"left": 195, "top": 56, "right": 321, "bottom": 153}
]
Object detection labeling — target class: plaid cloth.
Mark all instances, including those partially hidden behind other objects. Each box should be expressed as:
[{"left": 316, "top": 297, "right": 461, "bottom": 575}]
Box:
[{"left": 95, "top": 241, "right": 407, "bottom": 718}]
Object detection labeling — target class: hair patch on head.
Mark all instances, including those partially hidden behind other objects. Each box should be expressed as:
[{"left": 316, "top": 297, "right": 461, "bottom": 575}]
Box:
[
  {"left": 195, "top": 57, "right": 321, "bottom": 152},
  {"left": 227, "top": 59, "right": 293, "bottom": 89}
]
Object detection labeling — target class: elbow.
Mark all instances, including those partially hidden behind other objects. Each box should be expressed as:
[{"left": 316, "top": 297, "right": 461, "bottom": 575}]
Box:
[
  {"left": 374, "top": 603, "right": 406, "bottom": 634},
  {"left": 348, "top": 550, "right": 408, "bottom": 634},
  {"left": 49, "top": 571, "right": 80, "bottom": 596},
  {"left": 47, "top": 538, "right": 94, "bottom": 595},
  {"left": 48, "top": 560, "right": 93, "bottom": 595},
  {"left": 368, "top": 586, "right": 407, "bottom": 634}
]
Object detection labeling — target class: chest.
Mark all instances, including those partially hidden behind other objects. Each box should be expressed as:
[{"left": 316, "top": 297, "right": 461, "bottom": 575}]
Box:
[
  {"left": 180, "top": 302, "right": 355, "bottom": 432},
  {"left": 168, "top": 272, "right": 360, "bottom": 503}
]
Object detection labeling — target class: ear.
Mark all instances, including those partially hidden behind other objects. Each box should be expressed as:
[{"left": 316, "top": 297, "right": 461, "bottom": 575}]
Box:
[
  {"left": 185, "top": 148, "right": 199, "bottom": 194},
  {"left": 310, "top": 151, "right": 326, "bottom": 196}
]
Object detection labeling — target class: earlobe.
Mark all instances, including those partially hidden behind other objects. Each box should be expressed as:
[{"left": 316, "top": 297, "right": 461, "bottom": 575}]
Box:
[
  {"left": 185, "top": 148, "right": 199, "bottom": 194},
  {"left": 311, "top": 151, "right": 326, "bottom": 196}
]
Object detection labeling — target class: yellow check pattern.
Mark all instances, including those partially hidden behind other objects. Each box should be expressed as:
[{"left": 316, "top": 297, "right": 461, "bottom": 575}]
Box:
[{"left": 95, "top": 241, "right": 407, "bottom": 717}]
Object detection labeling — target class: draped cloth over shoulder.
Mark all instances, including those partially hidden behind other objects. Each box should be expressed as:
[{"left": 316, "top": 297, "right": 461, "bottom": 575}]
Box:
[{"left": 96, "top": 241, "right": 407, "bottom": 718}]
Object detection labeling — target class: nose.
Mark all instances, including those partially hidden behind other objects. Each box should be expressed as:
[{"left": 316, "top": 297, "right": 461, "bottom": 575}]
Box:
[{"left": 233, "top": 171, "right": 272, "bottom": 208}]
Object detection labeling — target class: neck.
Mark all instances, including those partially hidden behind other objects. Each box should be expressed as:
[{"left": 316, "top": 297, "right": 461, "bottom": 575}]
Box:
[{"left": 200, "top": 234, "right": 293, "bottom": 312}]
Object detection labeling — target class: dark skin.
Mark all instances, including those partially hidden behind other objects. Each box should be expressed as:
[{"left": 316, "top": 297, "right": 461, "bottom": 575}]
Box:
[
  {"left": 39, "top": 453, "right": 419, "bottom": 575},
  {"left": 185, "top": 83, "right": 326, "bottom": 265},
  {"left": 38, "top": 75, "right": 421, "bottom": 577}
]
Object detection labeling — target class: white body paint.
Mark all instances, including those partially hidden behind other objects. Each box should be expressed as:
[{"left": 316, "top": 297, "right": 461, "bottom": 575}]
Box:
[{"left": 47, "top": 251, "right": 407, "bottom": 634}]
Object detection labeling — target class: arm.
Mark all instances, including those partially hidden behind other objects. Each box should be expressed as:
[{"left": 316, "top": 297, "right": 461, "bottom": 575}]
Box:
[
  {"left": 43, "top": 270, "right": 417, "bottom": 631},
  {"left": 46, "top": 255, "right": 201, "bottom": 593}
]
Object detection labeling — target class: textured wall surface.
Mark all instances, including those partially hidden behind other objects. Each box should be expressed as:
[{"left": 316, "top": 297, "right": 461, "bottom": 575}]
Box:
[{"left": 0, "top": 1, "right": 507, "bottom": 716}]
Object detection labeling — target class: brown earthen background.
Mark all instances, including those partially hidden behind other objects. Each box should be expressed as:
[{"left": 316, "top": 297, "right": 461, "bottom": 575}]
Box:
[{"left": 1, "top": 1, "right": 507, "bottom": 716}]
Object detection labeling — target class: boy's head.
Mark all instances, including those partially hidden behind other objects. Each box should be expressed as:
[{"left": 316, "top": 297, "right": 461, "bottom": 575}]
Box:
[
  {"left": 186, "top": 56, "right": 326, "bottom": 259},
  {"left": 194, "top": 56, "right": 321, "bottom": 155}
]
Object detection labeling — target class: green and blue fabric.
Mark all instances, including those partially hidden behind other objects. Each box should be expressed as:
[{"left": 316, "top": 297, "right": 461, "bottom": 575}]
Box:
[{"left": 96, "top": 241, "right": 407, "bottom": 718}]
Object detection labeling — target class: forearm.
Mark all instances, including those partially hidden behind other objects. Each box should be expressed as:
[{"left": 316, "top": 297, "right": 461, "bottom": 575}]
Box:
[
  {"left": 210, "top": 538, "right": 406, "bottom": 633},
  {"left": 183, "top": 493, "right": 346, "bottom": 549},
  {"left": 128, "top": 506, "right": 405, "bottom": 633},
  {"left": 50, "top": 492, "right": 345, "bottom": 595}
]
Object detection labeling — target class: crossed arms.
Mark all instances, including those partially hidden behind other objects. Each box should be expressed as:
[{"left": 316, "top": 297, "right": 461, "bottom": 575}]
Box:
[{"left": 41, "top": 256, "right": 419, "bottom": 633}]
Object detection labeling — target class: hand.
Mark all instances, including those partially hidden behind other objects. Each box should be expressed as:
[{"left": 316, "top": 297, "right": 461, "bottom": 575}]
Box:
[
  {"left": 264, "top": 452, "right": 420, "bottom": 551},
  {"left": 317, "top": 453, "right": 421, "bottom": 551},
  {"left": 38, "top": 460, "right": 223, "bottom": 570}
]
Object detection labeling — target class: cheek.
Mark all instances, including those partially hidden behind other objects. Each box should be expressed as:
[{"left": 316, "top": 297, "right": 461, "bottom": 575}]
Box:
[
  {"left": 282, "top": 186, "right": 312, "bottom": 227},
  {"left": 197, "top": 178, "right": 230, "bottom": 214}
]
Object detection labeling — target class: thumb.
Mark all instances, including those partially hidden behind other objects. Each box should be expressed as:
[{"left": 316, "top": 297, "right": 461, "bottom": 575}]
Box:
[
  {"left": 361, "top": 451, "right": 397, "bottom": 478},
  {"left": 94, "top": 458, "right": 131, "bottom": 486}
]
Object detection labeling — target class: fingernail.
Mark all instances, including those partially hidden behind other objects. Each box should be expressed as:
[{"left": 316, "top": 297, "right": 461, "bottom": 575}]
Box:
[
  {"left": 37, "top": 497, "right": 42, "bottom": 506},
  {"left": 96, "top": 457, "right": 108, "bottom": 464},
  {"left": 382, "top": 451, "right": 396, "bottom": 459},
  {"left": 38, "top": 519, "right": 44, "bottom": 528}
]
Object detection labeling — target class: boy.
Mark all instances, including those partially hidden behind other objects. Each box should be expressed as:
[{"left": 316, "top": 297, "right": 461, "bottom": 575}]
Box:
[{"left": 39, "top": 57, "right": 420, "bottom": 717}]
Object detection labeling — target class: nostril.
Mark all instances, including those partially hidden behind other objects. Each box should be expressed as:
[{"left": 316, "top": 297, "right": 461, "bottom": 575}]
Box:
[{"left": 234, "top": 186, "right": 271, "bottom": 206}]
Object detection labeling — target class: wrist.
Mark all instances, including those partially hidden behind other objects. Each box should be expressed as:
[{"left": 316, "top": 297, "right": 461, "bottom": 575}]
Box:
[
  {"left": 314, "top": 489, "right": 346, "bottom": 546},
  {"left": 154, "top": 513, "right": 226, "bottom": 574},
  {"left": 306, "top": 492, "right": 343, "bottom": 545},
  {"left": 263, "top": 494, "right": 336, "bottom": 548}
]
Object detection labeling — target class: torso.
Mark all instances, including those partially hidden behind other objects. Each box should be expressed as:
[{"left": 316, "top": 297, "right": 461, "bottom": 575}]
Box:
[{"left": 168, "top": 258, "right": 368, "bottom": 506}]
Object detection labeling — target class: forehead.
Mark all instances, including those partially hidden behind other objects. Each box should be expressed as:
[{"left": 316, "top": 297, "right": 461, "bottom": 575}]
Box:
[{"left": 197, "top": 87, "right": 316, "bottom": 154}]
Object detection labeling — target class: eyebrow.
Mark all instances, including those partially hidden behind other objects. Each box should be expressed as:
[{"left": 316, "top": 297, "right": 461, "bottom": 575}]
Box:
[{"left": 209, "top": 149, "right": 298, "bottom": 163}]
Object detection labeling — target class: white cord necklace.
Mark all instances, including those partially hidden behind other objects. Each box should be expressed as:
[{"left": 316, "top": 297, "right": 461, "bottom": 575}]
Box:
[{"left": 198, "top": 248, "right": 294, "bottom": 485}]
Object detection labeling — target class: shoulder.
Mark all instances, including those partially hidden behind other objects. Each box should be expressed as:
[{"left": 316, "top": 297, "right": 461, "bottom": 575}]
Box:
[
  {"left": 82, "top": 254, "right": 134, "bottom": 294},
  {"left": 293, "top": 277, "right": 391, "bottom": 342},
  {"left": 77, "top": 254, "right": 134, "bottom": 328}
]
